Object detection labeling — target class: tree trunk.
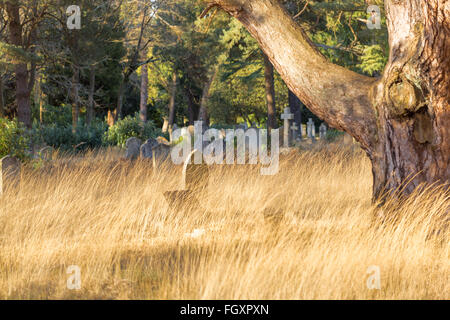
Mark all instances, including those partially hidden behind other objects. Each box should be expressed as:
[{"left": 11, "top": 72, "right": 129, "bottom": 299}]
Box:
[
  {"left": 140, "top": 62, "right": 149, "bottom": 123},
  {"left": 167, "top": 72, "right": 178, "bottom": 131},
  {"left": 199, "top": 67, "right": 219, "bottom": 127},
  {"left": 185, "top": 87, "right": 200, "bottom": 125},
  {"left": 6, "top": 2, "right": 32, "bottom": 128},
  {"left": 115, "top": 79, "right": 125, "bottom": 123},
  {"left": 370, "top": 0, "right": 450, "bottom": 199},
  {"left": 71, "top": 64, "right": 80, "bottom": 132},
  {"left": 0, "top": 76, "right": 4, "bottom": 117},
  {"left": 264, "top": 53, "right": 277, "bottom": 131},
  {"left": 288, "top": 89, "right": 302, "bottom": 139},
  {"left": 87, "top": 65, "right": 96, "bottom": 126},
  {"left": 209, "top": 0, "right": 450, "bottom": 200}
]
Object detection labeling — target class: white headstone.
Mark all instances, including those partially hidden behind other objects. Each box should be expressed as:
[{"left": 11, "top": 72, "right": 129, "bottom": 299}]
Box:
[{"left": 307, "top": 118, "right": 316, "bottom": 142}]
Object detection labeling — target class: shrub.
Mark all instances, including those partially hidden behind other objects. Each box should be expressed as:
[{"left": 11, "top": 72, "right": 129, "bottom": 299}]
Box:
[
  {"left": 35, "top": 104, "right": 73, "bottom": 127},
  {"left": 0, "top": 118, "right": 32, "bottom": 160},
  {"left": 35, "top": 121, "right": 108, "bottom": 151},
  {"left": 105, "top": 114, "right": 161, "bottom": 147}
]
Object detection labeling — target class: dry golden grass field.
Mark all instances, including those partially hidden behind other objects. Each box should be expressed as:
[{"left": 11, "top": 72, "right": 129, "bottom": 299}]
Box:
[{"left": 0, "top": 143, "right": 448, "bottom": 299}]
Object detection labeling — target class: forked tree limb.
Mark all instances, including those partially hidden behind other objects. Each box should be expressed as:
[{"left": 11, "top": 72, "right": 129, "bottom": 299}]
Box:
[{"left": 203, "top": 0, "right": 379, "bottom": 151}]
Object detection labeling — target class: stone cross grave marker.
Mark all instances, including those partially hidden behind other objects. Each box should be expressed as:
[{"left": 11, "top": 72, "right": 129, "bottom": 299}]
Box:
[
  {"left": 281, "top": 107, "right": 294, "bottom": 148},
  {"left": 0, "top": 156, "right": 21, "bottom": 195},
  {"left": 307, "top": 118, "right": 316, "bottom": 142},
  {"left": 319, "top": 123, "right": 327, "bottom": 140}
]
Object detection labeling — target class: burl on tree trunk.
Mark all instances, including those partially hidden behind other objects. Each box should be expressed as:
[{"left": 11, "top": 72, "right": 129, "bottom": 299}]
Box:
[{"left": 204, "top": 0, "right": 449, "bottom": 200}]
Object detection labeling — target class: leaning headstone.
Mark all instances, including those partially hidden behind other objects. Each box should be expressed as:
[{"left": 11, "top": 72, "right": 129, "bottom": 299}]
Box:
[
  {"left": 125, "top": 137, "right": 142, "bottom": 160},
  {"left": 319, "top": 123, "right": 327, "bottom": 140},
  {"left": 281, "top": 107, "right": 294, "bottom": 148},
  {"left": 0, "top": 156, "right": 21, "bottom": 195}
]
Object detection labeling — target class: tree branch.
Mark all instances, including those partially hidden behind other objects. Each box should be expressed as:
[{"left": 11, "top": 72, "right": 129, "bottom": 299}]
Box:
[{"left": 207, "top": 0, "right": 378, "bottom": 150}]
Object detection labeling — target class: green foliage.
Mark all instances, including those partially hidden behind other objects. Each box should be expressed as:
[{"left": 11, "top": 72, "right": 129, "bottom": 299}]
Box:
[
  {"left": 358, "top": 45, "right": 388, "bottom": 76},
  {"left": 105, "top": 114, "right": 161, "bottom": 147},
  {"left": 37, "top": 104, "right": 73, "bottom": 127},
  {"left": 35, "top": 121, "right": 108, "bottom": 151},
  {"left": 0, "top": 118, "right": 31, "bottom": 160}
]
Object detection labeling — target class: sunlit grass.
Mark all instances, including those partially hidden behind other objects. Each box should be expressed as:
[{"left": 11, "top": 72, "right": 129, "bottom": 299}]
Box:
[{"left": 0, "top": 144, "right": 448, "bottom": 299}]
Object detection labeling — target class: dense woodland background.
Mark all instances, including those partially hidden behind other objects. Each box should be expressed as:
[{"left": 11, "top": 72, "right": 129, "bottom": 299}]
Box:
[{"left": 0, "top": 0, "right": 387, "bottom": 157}]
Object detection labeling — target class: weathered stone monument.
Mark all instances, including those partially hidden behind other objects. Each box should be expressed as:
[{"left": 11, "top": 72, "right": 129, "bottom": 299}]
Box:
[
  {"left": 140, "top": 138, "right": 159, "bottom": 159},
  {"left": 307, "top": 118, "right": 316, "bottom": 142},
  {"left": 281, "top": 107, "right": 294, "bottom": 148},
  {"left": 0, "top": 156, "right": 21, "bottom": 195},
  {"left": 319, "top": 123, "right": 327, "bottom": 140},
  {"left": 125, "top": 137, "right": 142, "bottom": 160},
  {"left": 140, "top": 136, "right": 171, "bottom": 168}
]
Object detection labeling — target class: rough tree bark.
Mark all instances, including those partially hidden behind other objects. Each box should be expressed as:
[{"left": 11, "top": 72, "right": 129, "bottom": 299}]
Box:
[
  {"left": 71, "top": 64, "right": 80, "bottom": 132},
  {"left": 6, "top": 1, "right": 32, "bottom": 128},
  {"left": 264, "top": 53, "right": 277, "bottom": 131},
  {"left": 205, "top": 0, "right": 449, "bottom": 200},
  {"left": 140, "top": 62, "right": 149, "bottom": 123},
  {"left": 199, "top": 66, "right": 219, "bottom": 127},
  {"left": 167, "top": 73, "right": 178, "bottom": 132},
  {"left": 0, "top": 76, "right": 4, "bottom": 117},
  {"left": 87, "top": 65, "right": 96, "bottom": 126}
]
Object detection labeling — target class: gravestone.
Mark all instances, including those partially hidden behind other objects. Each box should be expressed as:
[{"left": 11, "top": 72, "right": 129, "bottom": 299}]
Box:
[
  {"left": 125, "top": 137, "right": 142, "bottom": 160},
  {"left": 319, "top": 123, "right": 327, "bottom": 139},
  {"left": 281, "top": 107, "right": 294, "bottom": 148},
  {"left": 153, "top": 137, "right": 171, "bottom": 162},
  {"left": 0, "top": 156, "right": 21, "bottom": 195},
  {"left": 307, "top": 118, "right": 316, "bottom": 142},
  {"left": 141, "top": 137, "right": 171, "bottom": 167},
  {"left": 140, "top": 138, "right": 159, "bottom": 159},
  {"left": 301, "top": 123, "right": 307, "bottom": 139}
]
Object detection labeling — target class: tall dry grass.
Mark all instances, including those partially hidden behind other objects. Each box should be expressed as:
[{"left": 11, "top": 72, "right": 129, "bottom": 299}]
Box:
[{"left": 0, "top": 145, "right": 448, "bottom": 299}]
